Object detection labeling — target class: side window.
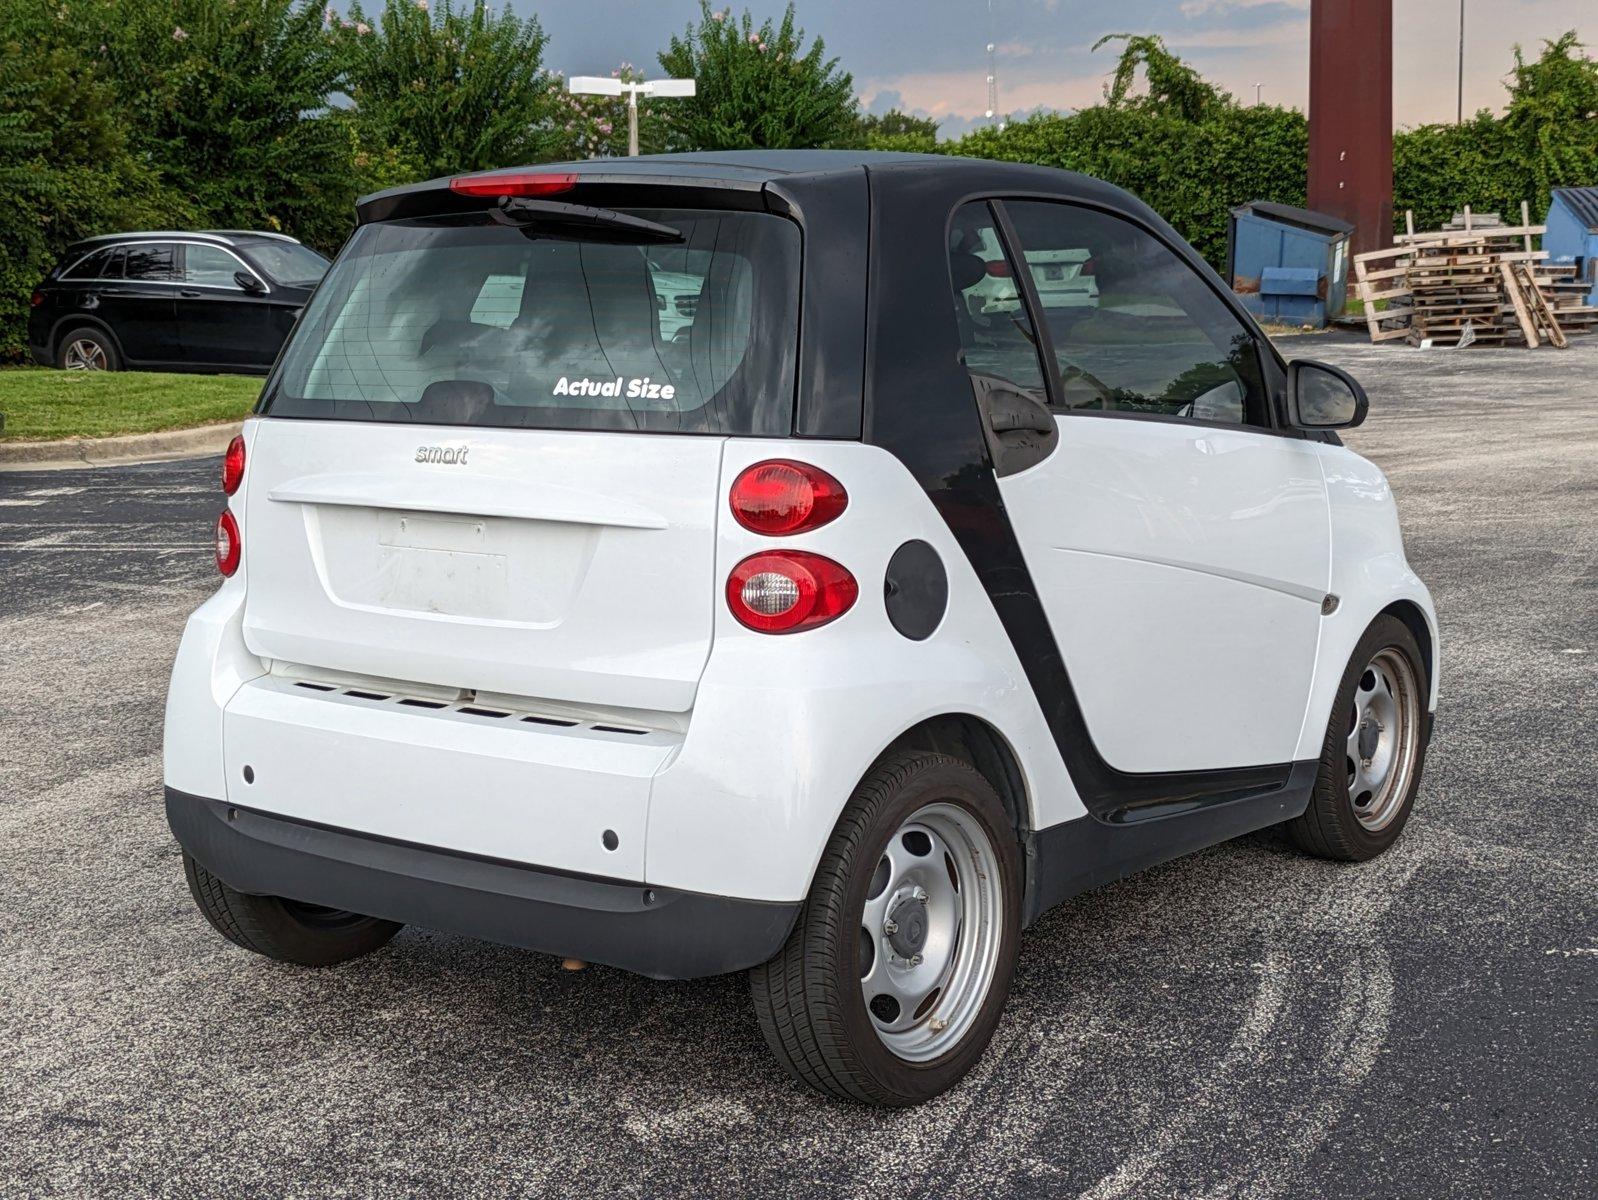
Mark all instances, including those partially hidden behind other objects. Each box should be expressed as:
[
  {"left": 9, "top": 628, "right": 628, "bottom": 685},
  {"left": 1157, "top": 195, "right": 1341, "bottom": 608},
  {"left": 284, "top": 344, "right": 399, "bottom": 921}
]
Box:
[
  {"left": 947, "top": 201, "right": 1047, "bottom": 395},
  {"left": 1003, "top": 201, "right": 1266, "bottom": 425},
  {"left": 123, "top": 244, "right": 176, "bottom": 283},
  {"left": 63, "top": 248, "right": 113, "bottom": 280},
  {"left": 185, "top": 244, "right": 245, "bottom": 287}
]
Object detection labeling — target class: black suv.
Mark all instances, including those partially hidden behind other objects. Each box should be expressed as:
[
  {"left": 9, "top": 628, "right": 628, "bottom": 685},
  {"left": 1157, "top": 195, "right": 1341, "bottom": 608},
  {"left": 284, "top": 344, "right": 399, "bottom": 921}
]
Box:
[{"left": 28, "top": 231, "right": 329, "bottom": 374}]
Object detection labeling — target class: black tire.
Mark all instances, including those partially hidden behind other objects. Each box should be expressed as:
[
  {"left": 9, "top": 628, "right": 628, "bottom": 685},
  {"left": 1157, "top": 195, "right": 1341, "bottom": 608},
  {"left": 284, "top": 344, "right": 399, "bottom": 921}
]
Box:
[
  {"left": 749, "top": 752, "right": 1023, "bottom": 1106},
  {"left": 1286, "top": 614, "right": 1430, "bottom": 861},
  {"left": 56, "top": 325, "right": 120, "bottom": 371},
  {"left": 183, "top": 853, "right": 401, "bottom": 967}
]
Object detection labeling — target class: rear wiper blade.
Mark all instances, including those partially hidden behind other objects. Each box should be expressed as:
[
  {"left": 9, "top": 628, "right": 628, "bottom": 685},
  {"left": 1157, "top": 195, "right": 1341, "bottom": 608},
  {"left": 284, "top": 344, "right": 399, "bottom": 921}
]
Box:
[{"left": 491, "top": 197, "right": 683, "bottom": 244}]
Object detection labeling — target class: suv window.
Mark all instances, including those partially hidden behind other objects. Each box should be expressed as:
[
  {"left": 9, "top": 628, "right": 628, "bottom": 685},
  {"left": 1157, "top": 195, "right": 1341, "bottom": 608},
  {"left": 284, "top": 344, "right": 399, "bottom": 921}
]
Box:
[
  {"left": 122, "top": 244, "right": 177, "bottom": 283},
  {"left": 63, "top": 248, "right": 115, "bottom": 280},
  {"left": 268, "top": 209, "right": 801, "bottom": 436},
  {"left": 185, "top": 244, "right": 246, "bottom": 287},
  {"left": 1003, "top": 201, "right": 1265, "bottom": 425},
  {"left": 947, "top": 202, "right": 1048, "bottom": 395}
]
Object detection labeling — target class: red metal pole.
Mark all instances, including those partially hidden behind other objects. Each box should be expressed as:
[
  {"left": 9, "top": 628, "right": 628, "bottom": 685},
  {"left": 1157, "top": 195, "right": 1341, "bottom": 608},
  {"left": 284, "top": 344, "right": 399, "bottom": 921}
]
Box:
[{"left": 1308, "top": 0, "right": 1394, "bottom": 256}]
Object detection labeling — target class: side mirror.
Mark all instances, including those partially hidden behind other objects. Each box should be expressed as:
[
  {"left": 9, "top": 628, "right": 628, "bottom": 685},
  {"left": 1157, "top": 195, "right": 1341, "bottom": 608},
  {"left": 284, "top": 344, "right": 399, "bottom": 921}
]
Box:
[
  {"left": 1285, "top": 359, "right": 1368, "bottom": 430},
  {"left": 234, "top": 270, "right": 266, "bottom": 295}
]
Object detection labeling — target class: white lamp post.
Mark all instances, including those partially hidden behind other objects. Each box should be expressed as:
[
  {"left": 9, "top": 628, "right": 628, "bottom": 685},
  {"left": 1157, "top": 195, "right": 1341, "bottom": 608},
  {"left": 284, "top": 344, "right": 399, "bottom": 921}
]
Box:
[{"left": 568, "top": 76, "right": 697, "bottom": 157}]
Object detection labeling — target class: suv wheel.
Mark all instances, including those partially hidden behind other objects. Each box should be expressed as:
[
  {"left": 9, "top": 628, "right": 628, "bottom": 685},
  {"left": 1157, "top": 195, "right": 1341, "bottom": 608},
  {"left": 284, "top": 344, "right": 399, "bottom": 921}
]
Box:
[
  {"left": 58, "top": 326, "right": 119, "bottom": 371},
  {"left": 1287, "top": 614, "right": 1430, "bottom": 861},
  {"left": 183, "top": 854, "right": 401, "bottom": 967},
  {"left": 749, "top": 752, "right": 1022, "bottom": 1106}
]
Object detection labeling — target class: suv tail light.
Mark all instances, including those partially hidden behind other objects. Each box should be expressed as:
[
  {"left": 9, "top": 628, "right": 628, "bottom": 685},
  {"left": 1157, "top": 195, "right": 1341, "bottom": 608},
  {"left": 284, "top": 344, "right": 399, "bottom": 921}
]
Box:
[
  {"left": 222, "top": 434, "right": 245, "bottom": 495},
  {"left": 449, "top": 171, "right": 578, "bottom": 198},
  {"left": 727, "top": 552, "right": 857, "bottom": 633},
  {"left": 29, "top": 290, "right": 44, "bottom": 307},
  {"left": 1081, "top": 256, "right": 1096, "bottom": 276},
  {"left": 729, "top": 460, "right": 847, "bottom": 535},
  {"left": 215, "top": 510, "right": 241, "bottom": 577}
]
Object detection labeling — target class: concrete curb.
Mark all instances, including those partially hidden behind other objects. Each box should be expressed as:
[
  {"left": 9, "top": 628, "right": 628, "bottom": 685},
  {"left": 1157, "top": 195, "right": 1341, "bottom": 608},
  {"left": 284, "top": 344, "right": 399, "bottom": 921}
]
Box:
[{"left": 0, "top": 421, "right": 243, "bottom": 472}]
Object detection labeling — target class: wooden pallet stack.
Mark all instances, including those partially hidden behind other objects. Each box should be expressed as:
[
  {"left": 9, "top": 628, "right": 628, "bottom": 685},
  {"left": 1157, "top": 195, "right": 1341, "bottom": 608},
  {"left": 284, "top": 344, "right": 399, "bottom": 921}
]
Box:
[{"left": 1349, "top": 203, "right": 1595, "bottom": 348}]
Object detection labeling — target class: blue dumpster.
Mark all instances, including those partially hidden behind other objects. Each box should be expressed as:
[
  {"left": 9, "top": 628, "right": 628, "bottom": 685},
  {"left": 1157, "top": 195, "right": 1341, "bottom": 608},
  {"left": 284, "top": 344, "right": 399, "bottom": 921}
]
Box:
[
  {"left": 1544, "top": 186, "right": 1598, "bottom": 306},
  {"left": 1227, "top": 201, "right": 1354, "bottom": 326}
]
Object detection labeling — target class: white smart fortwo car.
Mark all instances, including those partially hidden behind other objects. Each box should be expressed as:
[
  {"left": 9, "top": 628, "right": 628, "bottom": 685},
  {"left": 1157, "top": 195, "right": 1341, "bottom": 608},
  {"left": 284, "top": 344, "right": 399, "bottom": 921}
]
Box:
[{"left": 164, "top": 152, "right": 1438, "bottom": 1107}]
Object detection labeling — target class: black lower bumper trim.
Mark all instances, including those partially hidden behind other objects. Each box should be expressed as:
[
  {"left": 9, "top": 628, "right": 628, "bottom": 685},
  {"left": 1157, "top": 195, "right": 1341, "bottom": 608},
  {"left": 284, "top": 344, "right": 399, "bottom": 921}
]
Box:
[{"left": 166, "top": 787, "right": 799, "bottom": 980}]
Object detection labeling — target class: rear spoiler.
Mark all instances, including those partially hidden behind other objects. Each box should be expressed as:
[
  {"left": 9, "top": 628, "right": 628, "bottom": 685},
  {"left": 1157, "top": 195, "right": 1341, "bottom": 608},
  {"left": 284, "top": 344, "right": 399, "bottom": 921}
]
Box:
[{"left": 355, "top": 170, "right": 769, "bottom": 226}]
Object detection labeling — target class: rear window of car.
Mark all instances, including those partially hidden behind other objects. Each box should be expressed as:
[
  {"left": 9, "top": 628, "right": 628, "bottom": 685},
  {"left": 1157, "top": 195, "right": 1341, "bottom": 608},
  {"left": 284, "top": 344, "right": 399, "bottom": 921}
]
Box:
[
  {"left": 264, "top": 208, "right": 801, "bottom": 436},
  {"left": 62, "top": 247, "right": 117, "bottom": 280}
]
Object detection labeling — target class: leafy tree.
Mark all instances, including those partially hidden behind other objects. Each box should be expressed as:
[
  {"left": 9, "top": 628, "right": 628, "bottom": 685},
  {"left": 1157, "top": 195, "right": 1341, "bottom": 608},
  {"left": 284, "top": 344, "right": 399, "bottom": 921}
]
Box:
[
  {"left": 0, "top": 2, "right": 193, "bottom": 358},
  {"left": 88, "top": 0, "right": 355, "bottom": 252},
  {"left": 854, "top": 108, "right": 940, "bottom": 153},
  {"left": 1394, "top": 32, "right": 1597, "bottom": 229},
  {"left": 1501, "top": 32, "right": 1598, "bottom": 202},
  {"left": 1094, "top": 33, "right": 1229, "bottom": 123},
  {"left": 337, "top": 0, "right": 558, "bottom": 180},
  {"left": 657, "top": 2, "right": 858, "bottom": 151}
]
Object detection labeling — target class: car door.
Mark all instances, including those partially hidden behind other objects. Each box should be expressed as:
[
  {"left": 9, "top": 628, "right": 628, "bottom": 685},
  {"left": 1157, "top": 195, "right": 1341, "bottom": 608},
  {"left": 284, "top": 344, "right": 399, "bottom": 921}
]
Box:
[
  {"left": 949, "top": 199, "right": 1330, "bottom": 776},
  {"left": 97, "top": 242, "right": 182, "bottom": 365},
  {"left": 175, "top": 243, "right": 281, "bottom": 369}
]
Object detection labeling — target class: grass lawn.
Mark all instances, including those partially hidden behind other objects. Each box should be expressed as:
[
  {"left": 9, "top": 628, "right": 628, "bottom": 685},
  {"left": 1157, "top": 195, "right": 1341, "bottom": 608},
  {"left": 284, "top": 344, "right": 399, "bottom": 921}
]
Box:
[{"left": 0, "top": 367, "right": 260, "bottom": 441}]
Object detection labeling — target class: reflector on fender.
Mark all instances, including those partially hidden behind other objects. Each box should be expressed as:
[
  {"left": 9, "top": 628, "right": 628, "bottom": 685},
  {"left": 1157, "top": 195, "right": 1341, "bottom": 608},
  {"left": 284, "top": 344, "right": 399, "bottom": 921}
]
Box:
[
  {"left": 448, "top": 172, "right": 579, "bottom": 198},
  {"left": 726, "top": 551, "right": 857, "bottom": 633},
  {"left": 222, "top": 434, "right": 245, "bottom": 496},
  {"left": 215, "top": 510, "right": 241, "bottom": 577}
]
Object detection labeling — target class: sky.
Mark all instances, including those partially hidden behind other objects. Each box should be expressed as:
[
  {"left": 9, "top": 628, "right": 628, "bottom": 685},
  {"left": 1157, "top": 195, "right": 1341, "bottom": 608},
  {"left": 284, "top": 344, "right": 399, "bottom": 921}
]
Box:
[{"left": 521, "top": 0, "right": 1594, "bottom": 138}]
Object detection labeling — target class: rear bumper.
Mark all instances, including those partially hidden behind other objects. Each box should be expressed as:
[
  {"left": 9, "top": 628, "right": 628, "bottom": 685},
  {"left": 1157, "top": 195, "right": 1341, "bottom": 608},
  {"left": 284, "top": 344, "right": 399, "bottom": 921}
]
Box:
[{"left": 167, "top": 786, "right": 799, "bottom": 980}]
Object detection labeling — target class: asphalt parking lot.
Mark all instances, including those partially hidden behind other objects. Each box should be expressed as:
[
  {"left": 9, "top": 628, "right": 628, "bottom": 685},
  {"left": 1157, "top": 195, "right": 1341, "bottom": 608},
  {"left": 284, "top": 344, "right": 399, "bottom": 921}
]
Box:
[{"left": 2, "top": 336, "right": 1593, "bottom": 1198}]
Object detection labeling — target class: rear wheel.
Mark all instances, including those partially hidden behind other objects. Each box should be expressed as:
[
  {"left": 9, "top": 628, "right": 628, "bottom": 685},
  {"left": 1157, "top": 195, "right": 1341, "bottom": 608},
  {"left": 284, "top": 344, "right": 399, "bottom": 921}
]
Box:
[
  {"left": 749, "top": 752, "right": 1022, "bottom": 1106},
  {"left": 58, "top": 326, "right": 119, "bottom": 372},
  {"left": 183, "top": 853, "right": 401, "bottom": 966},
  {"left": 1287, "top": 614, "right": 1430, "bottom": 861}
]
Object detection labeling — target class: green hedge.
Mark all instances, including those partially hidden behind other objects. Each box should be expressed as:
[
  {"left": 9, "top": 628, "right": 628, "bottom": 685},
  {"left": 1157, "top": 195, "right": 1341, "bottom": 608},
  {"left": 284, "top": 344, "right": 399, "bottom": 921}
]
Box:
[{"left": 948, "top": 105, "right": 1307, "bottom": 269}]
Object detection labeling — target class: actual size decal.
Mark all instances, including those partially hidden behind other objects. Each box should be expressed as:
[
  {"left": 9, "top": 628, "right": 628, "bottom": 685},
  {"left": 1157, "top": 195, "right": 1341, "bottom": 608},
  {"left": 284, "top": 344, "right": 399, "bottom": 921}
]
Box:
[{"left": 553, "top": 376, "right": 677, "bottom": 401}]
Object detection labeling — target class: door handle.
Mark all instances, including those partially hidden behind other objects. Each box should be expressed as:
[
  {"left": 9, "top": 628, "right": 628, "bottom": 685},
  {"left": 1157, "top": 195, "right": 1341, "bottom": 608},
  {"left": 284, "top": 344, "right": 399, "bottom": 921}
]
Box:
[
  {"left": 179, "top": 288, "right": 203, "bottom": 298},
  {"left": 986, "top": 393, "right": 1056, "bottom": 435}
]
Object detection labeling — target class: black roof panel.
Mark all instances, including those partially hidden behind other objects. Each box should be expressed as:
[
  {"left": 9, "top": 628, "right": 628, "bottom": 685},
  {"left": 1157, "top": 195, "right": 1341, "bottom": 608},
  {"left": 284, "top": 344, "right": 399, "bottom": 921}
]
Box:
[{"left": 354, "top": 150, "right": 1143, "bottom": 225}]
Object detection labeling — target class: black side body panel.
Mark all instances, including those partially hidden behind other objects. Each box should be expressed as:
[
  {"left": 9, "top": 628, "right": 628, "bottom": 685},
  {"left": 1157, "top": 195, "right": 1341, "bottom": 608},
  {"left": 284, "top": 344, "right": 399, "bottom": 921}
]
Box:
[
  {"left": 1021, "top": 761, "right": 1318, "bottom": 923},
  {"left": 167, "top": 788, "right": 800, "bottom": 980}
]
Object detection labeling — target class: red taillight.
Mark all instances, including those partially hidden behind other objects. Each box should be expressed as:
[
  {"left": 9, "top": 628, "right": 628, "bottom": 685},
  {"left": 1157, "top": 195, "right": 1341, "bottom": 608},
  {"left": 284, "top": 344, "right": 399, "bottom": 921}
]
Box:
[
  {"left": 729, "top": 460, "right": 848, "bottom": 535},
  {"left": 726, "top": 552, "right": 857, "bottom": 634},
  {"left": 215, "top": 510, "right": 241, "bottom": 577},
  {"left": 448, "top": 172, "right": 578, "bottom": 198},
  {"left": 1081, "top": 257, "right": 1096, "bottom": 276},
  {"left": 30, "top": 290, "right": 44, "bottom": 307},
  {"left": 983, "top": 259, "right": 1012, "bottom": 277},
  {"left": 222, "top": 434, "right": 245, "bottom": 495}
]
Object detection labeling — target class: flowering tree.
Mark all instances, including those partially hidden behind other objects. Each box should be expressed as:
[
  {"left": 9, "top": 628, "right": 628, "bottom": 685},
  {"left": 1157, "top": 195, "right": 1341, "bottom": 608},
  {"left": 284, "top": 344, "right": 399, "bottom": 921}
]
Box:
[
  {"left": 335, "top": 0, "right": 558, "bottom": 179},
  {"left": 657, "top": 2, "right": 858, "bottom": 151},
  {"left": 543, "top": 63, "right": 669, "bottom": 161}
]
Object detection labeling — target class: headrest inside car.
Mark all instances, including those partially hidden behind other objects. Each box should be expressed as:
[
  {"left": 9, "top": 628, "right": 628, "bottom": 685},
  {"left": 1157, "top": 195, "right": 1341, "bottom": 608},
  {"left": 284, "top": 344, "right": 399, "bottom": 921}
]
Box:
[{"left": 949, "top": 251, "right": 987, "bottom": 293}]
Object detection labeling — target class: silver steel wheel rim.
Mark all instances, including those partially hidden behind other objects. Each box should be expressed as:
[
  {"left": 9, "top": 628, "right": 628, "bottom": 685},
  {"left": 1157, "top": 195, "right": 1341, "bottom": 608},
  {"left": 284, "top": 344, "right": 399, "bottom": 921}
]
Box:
[
  {"left": 1346, "top": 647, "right": 1421, "bottom": 832},
  {"left": 859, "top": 801, "right": 1004, "bottom": 1062},
  {"left": 63, "top": 338, "right": 107, "bottom": 370}
]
